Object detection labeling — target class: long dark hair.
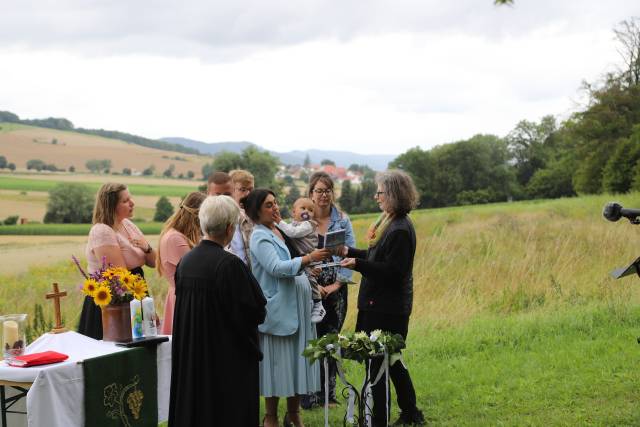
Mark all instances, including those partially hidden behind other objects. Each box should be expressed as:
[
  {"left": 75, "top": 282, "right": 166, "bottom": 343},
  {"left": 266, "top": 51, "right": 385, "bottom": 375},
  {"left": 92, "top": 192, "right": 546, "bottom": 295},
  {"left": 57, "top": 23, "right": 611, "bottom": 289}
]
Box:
[{"left": 242, "top": 188, "right": 276, "bottom": 223}]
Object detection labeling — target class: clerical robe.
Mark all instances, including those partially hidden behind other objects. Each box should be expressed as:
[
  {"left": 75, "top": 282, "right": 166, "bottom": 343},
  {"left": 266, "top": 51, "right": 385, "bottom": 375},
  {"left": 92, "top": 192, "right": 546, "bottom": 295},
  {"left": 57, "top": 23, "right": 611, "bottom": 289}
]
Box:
[{"left": 168, "top": 240, "right": 266, "bottom": 427}]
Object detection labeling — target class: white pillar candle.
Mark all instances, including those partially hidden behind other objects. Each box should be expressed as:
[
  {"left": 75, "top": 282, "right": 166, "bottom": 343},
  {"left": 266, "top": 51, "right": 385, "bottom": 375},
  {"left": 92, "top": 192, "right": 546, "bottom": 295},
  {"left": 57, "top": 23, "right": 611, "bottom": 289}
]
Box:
[
  {"left": 141, "top": 297, "right": 158, "bottom": 337},
  {"left": 3, "top": 320, "right": 19, "bottom": 348}
]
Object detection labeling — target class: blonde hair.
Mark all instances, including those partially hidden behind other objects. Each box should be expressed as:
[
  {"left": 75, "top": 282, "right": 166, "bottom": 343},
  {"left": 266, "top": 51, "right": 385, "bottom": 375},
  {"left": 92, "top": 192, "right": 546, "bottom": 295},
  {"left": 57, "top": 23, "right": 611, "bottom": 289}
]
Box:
[
  {"left": 293, "top": 197, "right": 314, "bottom": 212},
  {"left": 93, "top": 183, "right": 127, "bottom": 227},
  {"left": 229, "top": 169, "right": 255, "bottom": 186},
  {"left": 156, "top": 192, "right": 206, "bottom": 276}
]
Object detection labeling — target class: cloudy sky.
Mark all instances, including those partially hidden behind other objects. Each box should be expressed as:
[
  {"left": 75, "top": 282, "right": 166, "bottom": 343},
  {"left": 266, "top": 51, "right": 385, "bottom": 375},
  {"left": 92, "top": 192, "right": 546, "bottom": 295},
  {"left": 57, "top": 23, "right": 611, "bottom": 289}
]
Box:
[{"left": 1, "top": 1, "right": 637, "bottom": 154}]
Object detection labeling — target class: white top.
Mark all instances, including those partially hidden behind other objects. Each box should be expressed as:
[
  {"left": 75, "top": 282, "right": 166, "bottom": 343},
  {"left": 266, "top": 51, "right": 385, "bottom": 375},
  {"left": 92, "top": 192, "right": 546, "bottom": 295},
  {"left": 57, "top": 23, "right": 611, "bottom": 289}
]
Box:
[
  {"left": 230, "top": 223, "right": 248, "bottom": 264},
  {"left": 277, "top": 220, "right": 314, "bottom": 238}
]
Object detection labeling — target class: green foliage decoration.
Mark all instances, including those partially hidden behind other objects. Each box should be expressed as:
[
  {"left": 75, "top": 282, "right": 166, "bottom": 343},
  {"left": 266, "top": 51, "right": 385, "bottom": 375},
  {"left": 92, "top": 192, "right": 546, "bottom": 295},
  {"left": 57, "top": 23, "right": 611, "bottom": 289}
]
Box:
[{"left": 303, "top": 330, "right": 405, "bottom": 364}]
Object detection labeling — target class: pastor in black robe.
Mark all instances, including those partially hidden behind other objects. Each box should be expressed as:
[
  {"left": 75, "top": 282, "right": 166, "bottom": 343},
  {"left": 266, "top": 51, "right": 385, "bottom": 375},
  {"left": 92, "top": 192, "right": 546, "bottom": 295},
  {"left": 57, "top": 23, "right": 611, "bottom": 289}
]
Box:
[{"left": 168, "top": 240, "right": 266, "bottom": 427}]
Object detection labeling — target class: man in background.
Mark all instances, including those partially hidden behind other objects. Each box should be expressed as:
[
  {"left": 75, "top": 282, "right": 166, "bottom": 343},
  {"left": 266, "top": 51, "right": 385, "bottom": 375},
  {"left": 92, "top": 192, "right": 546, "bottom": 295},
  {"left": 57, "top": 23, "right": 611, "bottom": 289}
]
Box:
[
  {"left": 228, "top": 169, "right": 255, "bottom": 269},
  {"left": 207, "top": 171, "right": 233, "bottom": 196}
]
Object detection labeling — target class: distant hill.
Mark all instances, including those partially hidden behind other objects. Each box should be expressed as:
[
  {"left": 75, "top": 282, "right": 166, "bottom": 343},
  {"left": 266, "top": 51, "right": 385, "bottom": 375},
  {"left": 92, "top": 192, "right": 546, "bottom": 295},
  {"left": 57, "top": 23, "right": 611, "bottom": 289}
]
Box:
[
  {"left": 161, "top": 137, "right": 256, "bottom": 156},
  {"left": 0, "top": 110, "right": 201, "bottom": 156},
  {"left": 0, "top": 123, "right": 212, "bottom": 176},
  {"left": 162, "top": 137, "right": 396, "bottom": 171}
]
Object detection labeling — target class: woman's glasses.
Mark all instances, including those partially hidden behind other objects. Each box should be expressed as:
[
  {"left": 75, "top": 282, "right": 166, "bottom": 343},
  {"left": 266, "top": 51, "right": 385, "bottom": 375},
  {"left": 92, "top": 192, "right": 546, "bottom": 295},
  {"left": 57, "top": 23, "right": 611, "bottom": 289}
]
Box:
[
  {"left": 313, "top": 189, "right": 333, "bottom": 195},
  {"left": 374, "top": 191, "right": 386, "bottom": 198}
]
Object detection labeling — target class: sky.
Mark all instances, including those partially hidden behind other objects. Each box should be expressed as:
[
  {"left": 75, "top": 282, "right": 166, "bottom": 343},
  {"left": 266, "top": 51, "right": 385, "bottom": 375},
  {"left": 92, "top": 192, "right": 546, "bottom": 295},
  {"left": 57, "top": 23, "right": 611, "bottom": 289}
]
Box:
[{"left": 1, "top": 1, "right": 638, "bottom": 155}]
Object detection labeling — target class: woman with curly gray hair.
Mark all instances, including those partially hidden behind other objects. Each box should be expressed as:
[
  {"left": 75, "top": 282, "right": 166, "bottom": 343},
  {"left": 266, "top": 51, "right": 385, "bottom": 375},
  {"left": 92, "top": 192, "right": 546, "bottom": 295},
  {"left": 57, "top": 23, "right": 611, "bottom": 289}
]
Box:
[{"left": 340, "top": 169, "right": 424, "bottom": 426}]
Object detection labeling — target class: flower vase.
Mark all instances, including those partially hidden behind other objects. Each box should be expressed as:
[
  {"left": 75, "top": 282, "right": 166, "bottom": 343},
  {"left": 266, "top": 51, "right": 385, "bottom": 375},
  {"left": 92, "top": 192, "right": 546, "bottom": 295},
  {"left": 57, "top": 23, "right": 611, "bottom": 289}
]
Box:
[{"left": 101, "top": 303, "right": 132, "bottom": 342}]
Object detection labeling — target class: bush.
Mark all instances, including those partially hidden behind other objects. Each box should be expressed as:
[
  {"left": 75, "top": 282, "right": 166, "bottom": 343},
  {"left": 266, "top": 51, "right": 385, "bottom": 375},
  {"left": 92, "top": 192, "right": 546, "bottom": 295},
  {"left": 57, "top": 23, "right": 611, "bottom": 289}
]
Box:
[
  {"left": 527, "top": 163, "right": 576, "bottom": 199},
  {"left": 142, "top": 165, "right": 155, "bottom": 176},
  {"left": 8, "top": 163, "right": 15, "bottom": 171},
  {"left": 43, "top": 183, "right": 94, "bottom": 223},
  {"left": 456, "top": 189, "right": 494, "bottom": 206},
  {"left": 68, "top": 165, "right": 75, "bottom": 172},
  {"left": 86, "top": 159, "right": 111, "bottom": 173},
  {"left": 26, "top": 159, "right": 46, "bottom": 171},
  {"left": 3, "top": 215, "right": 19, "bottom": 225},
  {"left": 122, "top": 167, "right": 132, "bottom": 175},
  {"left": 153, "top": 196, "right": 174, "bottom": 222},
  {"left": 0, "top": 155, "right": 7, "bottom": 168}
]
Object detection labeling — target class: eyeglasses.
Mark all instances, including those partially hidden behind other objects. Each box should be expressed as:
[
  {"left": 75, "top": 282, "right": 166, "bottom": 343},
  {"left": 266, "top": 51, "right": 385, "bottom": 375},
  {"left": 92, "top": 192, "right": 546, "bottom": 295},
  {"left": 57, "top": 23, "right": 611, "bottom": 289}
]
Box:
[
  {"left": 374, "top": 191, "right": 386, "bottom": 198},
  {"left": 313, "top": 189, "right": 333, "bottom": 195}
]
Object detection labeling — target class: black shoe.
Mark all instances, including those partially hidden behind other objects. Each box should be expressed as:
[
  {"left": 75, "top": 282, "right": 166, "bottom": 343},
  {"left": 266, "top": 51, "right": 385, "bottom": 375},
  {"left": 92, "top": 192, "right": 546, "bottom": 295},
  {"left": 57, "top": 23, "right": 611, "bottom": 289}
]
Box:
[
  {"left": 391, "top": 409, "right": 425, "bottom": 426},
  {"left": 300, "top": 394, "right": 320, "bottom": 410}
]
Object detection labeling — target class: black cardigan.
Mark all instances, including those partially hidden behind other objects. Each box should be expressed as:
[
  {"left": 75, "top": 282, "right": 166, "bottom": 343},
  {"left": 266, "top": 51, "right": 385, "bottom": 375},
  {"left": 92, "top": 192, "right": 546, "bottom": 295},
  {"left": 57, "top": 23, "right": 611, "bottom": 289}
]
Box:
[{"left": 348, "top": 215, "right": 416, "bottom": 315}]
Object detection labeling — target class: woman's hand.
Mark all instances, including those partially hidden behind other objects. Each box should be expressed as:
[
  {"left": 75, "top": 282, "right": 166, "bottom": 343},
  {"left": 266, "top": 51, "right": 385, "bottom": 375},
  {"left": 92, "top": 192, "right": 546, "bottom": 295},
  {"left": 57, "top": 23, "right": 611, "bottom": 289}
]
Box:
[
  {"left": 320, "top": 282, "right": 342, "bottom": 298},
  {"left": 340, "top": 258, "right": 356, "bottom": 270},
  {"left": 309, "top": 248, "right": 331, "bottom": 262},
  {"left": 130, "top": 237, "right": 151, "bottom": 253},
  {"left": 273, "top": 210, "right": 282, "bottom": 224}
]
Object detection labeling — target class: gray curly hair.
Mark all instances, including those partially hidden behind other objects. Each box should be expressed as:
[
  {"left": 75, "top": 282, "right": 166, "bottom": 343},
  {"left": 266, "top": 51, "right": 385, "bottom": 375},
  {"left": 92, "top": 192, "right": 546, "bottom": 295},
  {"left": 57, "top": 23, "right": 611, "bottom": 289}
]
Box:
[{"left": 376, "top": 170, "right": 419, "bottom": 216}]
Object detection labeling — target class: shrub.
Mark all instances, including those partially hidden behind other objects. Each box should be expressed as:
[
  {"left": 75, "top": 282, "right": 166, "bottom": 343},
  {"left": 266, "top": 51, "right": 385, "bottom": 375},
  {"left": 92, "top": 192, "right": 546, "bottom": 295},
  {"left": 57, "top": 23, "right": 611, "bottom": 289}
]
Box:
[
  {"left": 3, "top": 215, "right": 19, "bottom": 225},
  {"left": 153, "top": 196, "right": 174, "bottom": 222},
  {"left": 43, "top": 183, "right": 94, "bottom": 223},
  {"left": 26, "top": 159, "right": 46, "bottom": 171}
]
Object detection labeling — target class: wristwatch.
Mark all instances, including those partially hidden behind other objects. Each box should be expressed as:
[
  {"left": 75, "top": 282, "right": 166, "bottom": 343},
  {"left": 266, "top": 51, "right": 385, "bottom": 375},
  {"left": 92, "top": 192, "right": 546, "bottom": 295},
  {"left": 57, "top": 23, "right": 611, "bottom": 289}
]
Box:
[{"left": 144, "top": 244, "right": 153, "bottom": 254}]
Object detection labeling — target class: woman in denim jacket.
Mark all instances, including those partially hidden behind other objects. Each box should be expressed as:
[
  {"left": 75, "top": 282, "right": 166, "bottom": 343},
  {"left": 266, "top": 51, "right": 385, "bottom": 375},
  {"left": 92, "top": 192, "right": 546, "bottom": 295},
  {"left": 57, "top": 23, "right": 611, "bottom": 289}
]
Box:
[{"left": 301, "top": 171, "right": 356, "bottom": 409}]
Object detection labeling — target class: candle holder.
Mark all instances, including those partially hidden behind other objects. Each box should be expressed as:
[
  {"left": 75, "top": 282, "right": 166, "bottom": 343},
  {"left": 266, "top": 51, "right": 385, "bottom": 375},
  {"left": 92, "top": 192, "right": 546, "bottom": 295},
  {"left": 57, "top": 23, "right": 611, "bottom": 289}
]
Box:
[{"left": 1, "top": 313, "right": 27, "bottom": 360}]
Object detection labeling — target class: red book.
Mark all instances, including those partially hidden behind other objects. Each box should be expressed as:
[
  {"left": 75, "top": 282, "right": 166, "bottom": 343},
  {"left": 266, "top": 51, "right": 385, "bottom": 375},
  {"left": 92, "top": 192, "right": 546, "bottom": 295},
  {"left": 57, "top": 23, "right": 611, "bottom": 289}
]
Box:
[{"left": 7, "top": 351, "right": 69, "bottom": 367}]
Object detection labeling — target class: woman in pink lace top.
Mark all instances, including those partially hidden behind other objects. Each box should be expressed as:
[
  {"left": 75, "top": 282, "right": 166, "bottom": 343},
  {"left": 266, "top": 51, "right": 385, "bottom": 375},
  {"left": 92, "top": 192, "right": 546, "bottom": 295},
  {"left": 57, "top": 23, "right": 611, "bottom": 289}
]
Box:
[
  {"left": 156, "top": 191, "right": 206, "bottom": 334},
  {"left": 78, "top": 183, "right": 156, "bottom": 340}
]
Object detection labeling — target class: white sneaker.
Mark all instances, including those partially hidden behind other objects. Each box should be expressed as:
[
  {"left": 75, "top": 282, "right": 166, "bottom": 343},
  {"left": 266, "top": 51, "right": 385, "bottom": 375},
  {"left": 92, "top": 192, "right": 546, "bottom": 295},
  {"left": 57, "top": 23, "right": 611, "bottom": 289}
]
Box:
[{"left": 311, "top": 301, "right": 326, "bottom": 323}]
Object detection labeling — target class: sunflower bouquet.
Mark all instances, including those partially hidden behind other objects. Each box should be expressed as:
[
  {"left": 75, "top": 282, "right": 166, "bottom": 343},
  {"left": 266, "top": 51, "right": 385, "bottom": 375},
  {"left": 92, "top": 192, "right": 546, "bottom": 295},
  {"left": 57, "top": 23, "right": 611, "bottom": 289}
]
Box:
[{"left": 73, "top": 255, "right": 148, "bottom": 307}]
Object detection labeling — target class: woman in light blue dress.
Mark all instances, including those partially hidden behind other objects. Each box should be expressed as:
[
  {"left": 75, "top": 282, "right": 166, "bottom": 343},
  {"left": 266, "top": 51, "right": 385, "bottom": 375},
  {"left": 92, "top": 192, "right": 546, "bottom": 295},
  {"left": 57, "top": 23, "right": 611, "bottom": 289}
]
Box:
[{"left": 244, "top": 189, "right": 331, "bottom": 427}]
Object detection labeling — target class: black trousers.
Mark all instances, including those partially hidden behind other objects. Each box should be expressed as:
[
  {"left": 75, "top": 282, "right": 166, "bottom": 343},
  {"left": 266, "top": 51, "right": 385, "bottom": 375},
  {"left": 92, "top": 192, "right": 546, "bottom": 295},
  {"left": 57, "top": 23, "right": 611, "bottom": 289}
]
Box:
[{"left": 356, "top": 310, "right": 418, "bottom": 427}]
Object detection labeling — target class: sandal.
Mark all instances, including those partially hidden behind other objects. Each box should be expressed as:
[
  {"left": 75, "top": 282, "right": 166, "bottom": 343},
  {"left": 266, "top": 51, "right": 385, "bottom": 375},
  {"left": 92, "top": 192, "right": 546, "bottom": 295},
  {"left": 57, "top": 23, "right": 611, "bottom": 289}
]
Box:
[
  {"left": 262, "top": 413, "right": 278, "bottom": 427},
  {"left": 283, "top": 411, "right": 303, "bottom": 427}
]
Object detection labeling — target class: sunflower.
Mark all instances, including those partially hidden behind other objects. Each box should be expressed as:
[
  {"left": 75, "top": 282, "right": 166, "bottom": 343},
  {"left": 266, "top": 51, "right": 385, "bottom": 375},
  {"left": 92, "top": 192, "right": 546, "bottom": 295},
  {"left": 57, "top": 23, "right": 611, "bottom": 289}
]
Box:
[
  {"left": 102, "top": 268, "right": 116, "bottom": 280},
  {"left": 93, "top": 285, "right": 112, "bottom": 307},
  {"left": 120, "top": 271, "right": 136, "bottom": 291},
  {"left": 130, "top": 279, "right": 148, "bottom": 300},
  {"left": 82, "top": 278, "right": 99, "bottom": 297},
  {"left": 113, "top": 266, "right": 129, "bottom": 277}
]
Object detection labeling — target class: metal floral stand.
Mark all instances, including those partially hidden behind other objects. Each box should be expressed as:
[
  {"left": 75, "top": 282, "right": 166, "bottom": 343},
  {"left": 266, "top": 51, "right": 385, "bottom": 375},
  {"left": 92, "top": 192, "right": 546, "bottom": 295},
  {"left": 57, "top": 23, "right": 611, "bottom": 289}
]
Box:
[{"left": 324, "top": 352, "right": 390, "bottom": 427}]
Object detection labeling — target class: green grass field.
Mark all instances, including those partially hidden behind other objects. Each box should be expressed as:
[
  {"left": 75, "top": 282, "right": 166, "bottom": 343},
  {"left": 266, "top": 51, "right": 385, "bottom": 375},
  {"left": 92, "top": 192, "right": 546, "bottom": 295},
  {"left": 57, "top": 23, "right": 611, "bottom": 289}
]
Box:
[
  {"left": 0, "top": 175, "right": 200, "bottom": 197},
  {"left": 0, "top": 222, "right": 163, "bottom": 235},
  {"left": 4, "top": 193, "right": 640, "bottom": 425}
]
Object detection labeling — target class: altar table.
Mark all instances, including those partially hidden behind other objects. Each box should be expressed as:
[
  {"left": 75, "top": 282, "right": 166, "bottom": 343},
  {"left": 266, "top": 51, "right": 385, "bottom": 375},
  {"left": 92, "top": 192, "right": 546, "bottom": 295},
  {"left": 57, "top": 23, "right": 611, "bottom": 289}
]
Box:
[{"left": 0, "top": 331, "right": 171, "bottom": 427}]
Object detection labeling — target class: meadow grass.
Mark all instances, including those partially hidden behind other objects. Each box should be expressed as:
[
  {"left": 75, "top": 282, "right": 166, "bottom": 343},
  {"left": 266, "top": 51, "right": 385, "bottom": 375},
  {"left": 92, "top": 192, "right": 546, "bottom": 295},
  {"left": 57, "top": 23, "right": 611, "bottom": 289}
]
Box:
[
  {"left": 5, "top": 193, "right": 640, "bottom": 425},
  {"left": 0, "top": 222, "right": 164, "bottom": 235},
  {"left": 0, "top": 175, "right": 200, "bottom": 197}
]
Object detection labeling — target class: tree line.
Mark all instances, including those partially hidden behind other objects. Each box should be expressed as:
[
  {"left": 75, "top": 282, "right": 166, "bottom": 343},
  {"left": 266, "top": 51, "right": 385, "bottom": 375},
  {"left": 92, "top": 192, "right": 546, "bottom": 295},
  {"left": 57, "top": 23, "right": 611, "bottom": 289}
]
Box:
[{"left": 390, "top": 17, "right": 640, "bottom": 209}]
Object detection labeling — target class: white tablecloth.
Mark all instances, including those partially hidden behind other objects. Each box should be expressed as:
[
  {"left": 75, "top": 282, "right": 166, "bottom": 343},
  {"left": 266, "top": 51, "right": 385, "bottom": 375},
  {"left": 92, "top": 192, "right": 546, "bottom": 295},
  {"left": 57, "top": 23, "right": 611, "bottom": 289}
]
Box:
[{"left": 0, "top": 331, "right": 171, "bottom": 427}]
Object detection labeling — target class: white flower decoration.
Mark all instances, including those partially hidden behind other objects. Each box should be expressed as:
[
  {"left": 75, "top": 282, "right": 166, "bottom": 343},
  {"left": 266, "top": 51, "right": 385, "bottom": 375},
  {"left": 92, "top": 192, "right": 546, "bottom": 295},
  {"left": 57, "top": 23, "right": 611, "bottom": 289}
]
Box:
[{"left": 325, "top": 344, "right": 335, "bottom": 351}]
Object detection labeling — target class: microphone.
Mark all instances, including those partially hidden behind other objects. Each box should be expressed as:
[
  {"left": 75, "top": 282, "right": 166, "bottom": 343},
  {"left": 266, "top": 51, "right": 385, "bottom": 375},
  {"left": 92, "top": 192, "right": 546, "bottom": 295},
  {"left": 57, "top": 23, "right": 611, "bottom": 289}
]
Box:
[{"left": 603, "top": 202, "right": 640, "bottom": 223}]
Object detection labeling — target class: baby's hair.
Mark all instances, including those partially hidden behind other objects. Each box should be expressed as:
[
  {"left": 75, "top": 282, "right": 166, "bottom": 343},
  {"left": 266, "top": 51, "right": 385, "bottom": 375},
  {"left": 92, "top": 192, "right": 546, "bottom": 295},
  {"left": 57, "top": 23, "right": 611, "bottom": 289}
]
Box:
[{"left": 293, "top": 197, "right": 315, "bottom": 212}]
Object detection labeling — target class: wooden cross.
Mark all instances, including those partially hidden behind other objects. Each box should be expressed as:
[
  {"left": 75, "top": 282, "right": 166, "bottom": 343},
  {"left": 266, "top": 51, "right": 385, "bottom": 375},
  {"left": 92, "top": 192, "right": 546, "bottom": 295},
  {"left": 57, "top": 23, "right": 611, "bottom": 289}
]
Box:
[{"left": 46, "top": 283, "right": 68, "bottom": 334}]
